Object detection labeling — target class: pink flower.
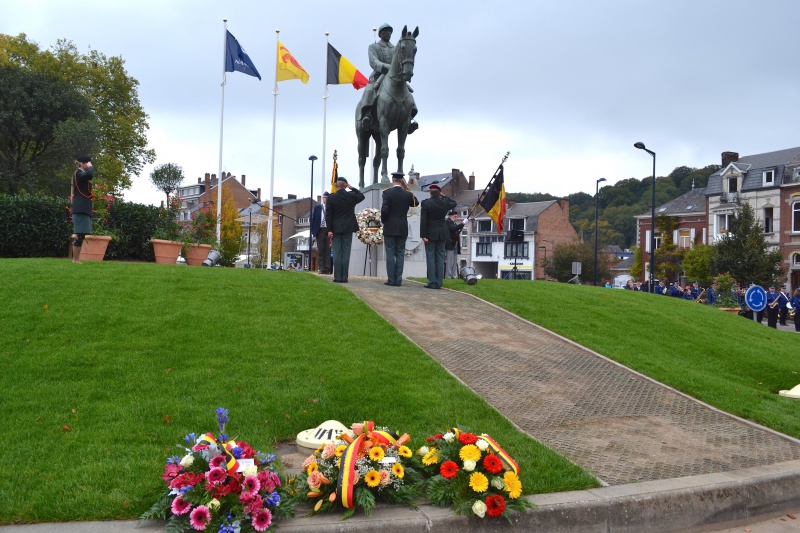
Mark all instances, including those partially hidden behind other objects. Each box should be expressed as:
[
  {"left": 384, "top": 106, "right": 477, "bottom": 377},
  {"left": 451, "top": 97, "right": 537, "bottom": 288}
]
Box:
[
  {"left": 248, "top": 496, "right": 264, "bottom": 514},
  {"left": 301, "top": 455, "right": 316, "bottom": 469},
  {"left": 189, "top": 505, "right": 211, "bottom": 530},
  {"left": 321, "top": 443, "right": 337, "bottom": 459},
  {"left": 207, "top": 467, "right": 227, "bottom": 484},
  {"left": 252, "top": 509, "right": 272, "bottom": 531},
  {"left": 351, "top": 423, "right": 364, "bottom": 435},
  {"left": 210, "top": 456, "right": 227, "bottom": 469},
  {"left": 239, "top": 492, "right": 255, "bottom": 506},
  {"left": 258, "top": 470, "right": 279, "bottom": 493},
  {"left": 162, "top": 463, "right": 181, "bottom": 483},
  {"left": 379, "top": 469, "right": 391, "bottom": 486},
  {"left": 307, "top": 470, "right": 323, "bottom": 490},
  {"left": 243, "top": 474, "right": 261, "bottom": 495},
  {"left": 171, "top": 497, "right": 192, "bottom": 515}
]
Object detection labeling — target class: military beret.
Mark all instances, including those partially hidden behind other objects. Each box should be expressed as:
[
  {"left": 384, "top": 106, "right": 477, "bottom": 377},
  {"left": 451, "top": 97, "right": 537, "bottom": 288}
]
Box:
[
  {"left": 323, "top": 191, "right": 329, "bottom": 197},
  {"left": 76, "top": 155, "right": 91, "bottom": 163},
  {"left": 428, "top": 183, "right": 441, "bottom": 191},
  {"left": 336, "top": 176, "right": 348, "bottom": 184},
  {"left": 448, "top": 211, "right": 458, "bottom": 216},
  {"left": 769, "top": 285, "right": 775, "bottom": 289}
]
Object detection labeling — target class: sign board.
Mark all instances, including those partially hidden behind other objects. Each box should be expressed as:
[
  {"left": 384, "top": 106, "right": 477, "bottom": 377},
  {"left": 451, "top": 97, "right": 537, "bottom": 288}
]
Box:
[
  {"left": 745, "top": 285, "right": 767, "bottom": 312},
  {"left": 572, "top": 262, "right": 582, "bottom": 275}
]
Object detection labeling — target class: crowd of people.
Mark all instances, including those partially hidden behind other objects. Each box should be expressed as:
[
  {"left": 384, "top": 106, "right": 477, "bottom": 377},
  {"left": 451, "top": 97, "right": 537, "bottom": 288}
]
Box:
[{"left": 614, "top": 279, "right": 800, "bottom": 332}]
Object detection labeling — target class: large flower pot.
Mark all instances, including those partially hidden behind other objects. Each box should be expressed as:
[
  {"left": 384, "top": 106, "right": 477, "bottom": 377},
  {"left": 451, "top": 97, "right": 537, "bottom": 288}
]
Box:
[
  {"left": 718, "top": 307, "right": 742, "bottom": 315},
  {"left": 80, "top": 235, "right": 112, "bottom": 261},
  {"left": 185, "top": 244, "right": 213, "bottom": 266},
  {"left": 152, "top": 239, "right": 183, "bottom": 265}
]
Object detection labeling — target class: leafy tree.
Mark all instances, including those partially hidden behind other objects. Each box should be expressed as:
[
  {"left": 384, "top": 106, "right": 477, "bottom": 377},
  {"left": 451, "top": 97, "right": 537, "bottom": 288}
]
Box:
[
  {"left": 149, "top": 163, "right": 185, "bottom": 205},
  {"left": 630, "top": 245, "right": 642, "bottom": 280},
  {"left": 546, "top": 241, "right": 610, "bottom": 284},
  {"left": 709, "top": 203, "right": 784, "bottom": 286},
  {"left": 218, "top": 185, "right": 243, "bottom": 267},
  {"left": 0, "top": 33, "right": 156, "bottom": 193},
  {"left": 682, "top": 243, "right": 714, "bottom": 285},
  {"left": 0, "top": 66, "right": 95, "bottom": 195},
  {"left": 654, "top": 214, "right": 684, "bottom": 281}
]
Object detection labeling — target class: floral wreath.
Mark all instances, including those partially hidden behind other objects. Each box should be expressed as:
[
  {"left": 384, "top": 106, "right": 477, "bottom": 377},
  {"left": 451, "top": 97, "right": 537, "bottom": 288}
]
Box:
[{"left": 356, "top": 208, "right": 384, "bottom": 246}]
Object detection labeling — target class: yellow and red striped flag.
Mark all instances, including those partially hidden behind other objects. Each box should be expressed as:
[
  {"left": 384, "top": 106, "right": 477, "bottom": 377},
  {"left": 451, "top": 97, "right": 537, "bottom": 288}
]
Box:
[
  {"left": 276, "top": 40, "right": 309, "bottom": 84},
  {"left": 330, "top": 158, "right": 338, "bottom": 194},
  {"left": 326, "top": 43, "right": 367, "bottom": 89}
]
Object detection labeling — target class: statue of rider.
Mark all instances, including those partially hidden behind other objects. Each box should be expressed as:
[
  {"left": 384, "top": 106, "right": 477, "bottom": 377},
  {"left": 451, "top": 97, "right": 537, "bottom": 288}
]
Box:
[{"left": 359, "top": 23, "right": 418, "bottom": 133}]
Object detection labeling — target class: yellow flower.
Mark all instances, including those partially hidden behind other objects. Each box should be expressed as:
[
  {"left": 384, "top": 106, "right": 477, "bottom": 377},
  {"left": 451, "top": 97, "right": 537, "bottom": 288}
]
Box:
[
  {"left": 335, "top": 445, "right": 347, "bottom": 457},
  {"left": 422, "top": 448, "right": 439, "bottom": 466},
  {"left": 306, "top": 462, "right": 318, "bottom": 475},
  {"left": 392, "top": 463, "right": 405, "bottom": 479},
  {"left": 503, "top": 471, "right": 523, "bottom": 499},
  {"left": 459, "top": 444, "right": 481, "bottom": 463},
  {"left": 469, "top": 472, "right": 489, "bottom": 493},
  {"left": 369, "top": 446, "right": 385, "bottom": 462},
  {"left": 397, "top": 445, "right": 412, "bottom": 458},
  {"left": 364, "top": 470, "right": 381, "bottom": 488}
]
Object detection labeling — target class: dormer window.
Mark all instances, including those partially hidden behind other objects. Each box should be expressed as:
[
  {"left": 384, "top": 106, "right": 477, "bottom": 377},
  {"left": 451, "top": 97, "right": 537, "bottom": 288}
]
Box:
[
  {"left": 727, "top": 176, "right": 738, "bottom": 193},
  {"left": 763, "top": 169, "right": 775, "bottom": 186}
]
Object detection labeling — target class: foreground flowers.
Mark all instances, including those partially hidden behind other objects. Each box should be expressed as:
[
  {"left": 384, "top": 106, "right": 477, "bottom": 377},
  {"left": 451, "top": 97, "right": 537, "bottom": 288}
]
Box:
[
  {"left": 412, "top": 428, "right": 532, "bottom": 520},
  {"left": 139, "top": 407, "right": 293, "bottom": 532}
]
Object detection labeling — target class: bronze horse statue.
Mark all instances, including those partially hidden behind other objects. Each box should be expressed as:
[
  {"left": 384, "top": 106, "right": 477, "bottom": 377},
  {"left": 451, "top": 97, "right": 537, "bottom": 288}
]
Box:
[{"left": 355, "top": 25, "right": 419, "bottom": 188}]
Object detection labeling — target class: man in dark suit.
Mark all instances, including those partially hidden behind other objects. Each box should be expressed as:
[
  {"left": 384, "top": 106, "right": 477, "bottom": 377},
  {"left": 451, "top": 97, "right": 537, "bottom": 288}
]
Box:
[
  {"left": 445, "top": 211, "right": 464, "bottom": 279},
  {"left": 310, "top": 192, "right": 331, "bottom": 274},
  {"left": 326, "top": 177, "right": 365, "bottom": 283},
  {"left": 380, "top": 172, "right": 418, "bottom": 286},
  {"left": 420, "top": 183, "right": 456, "bottom": 289}
]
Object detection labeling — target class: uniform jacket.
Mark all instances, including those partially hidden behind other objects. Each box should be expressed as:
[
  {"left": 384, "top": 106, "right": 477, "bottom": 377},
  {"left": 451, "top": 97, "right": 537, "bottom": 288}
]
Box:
[
  {"left": 310, "top": 203, "right": 326, "bottom": 235},
  {"left": 325, "top": 188, "right": 366, "bottom": 234},
  {"left": 445, "top": 218, "right": 464, "bottom": 251},
  {"left": 380, "top": 186, "right": 417, "bottom": 237},
  {"left": 420, "top": 196, "right": 457, "bottom": 241},
  {"left": 71, "top": 166, "right": 95, "bottom": 215}
]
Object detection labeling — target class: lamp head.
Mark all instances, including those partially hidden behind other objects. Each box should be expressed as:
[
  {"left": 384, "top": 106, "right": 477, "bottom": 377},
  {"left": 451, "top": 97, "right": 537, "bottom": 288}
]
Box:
[
  {"left": 597, "top": 177, "right": 607, "bottom": 183},
  {"left": 309, "top": 155, "right": 318, "bottom": 161},
  {"left": 634, "top": 142, "right": 646, "bottom": 150}
]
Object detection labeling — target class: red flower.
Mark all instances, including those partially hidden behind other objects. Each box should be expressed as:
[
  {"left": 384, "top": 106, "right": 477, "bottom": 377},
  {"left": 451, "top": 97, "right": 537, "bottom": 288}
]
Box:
[
  {"left": 458, "top": 432, "right": 478, "bottom": 445},
  {"left": 169, "top": 472, "right": 203, "bottom": 490},
  {"left": 237, "top": 441, "right": 257, "bottom": 459},
  {"left": 440, "top": 461, "right": 460, "bottom": 479},
  {"left": 486, "top": 494, "right": 506, "bottom": 518},
  {"left": 162, "top": 463, "right": 181, "bottom": 483},
  {"left": 483, "top": 454, "right": 503, "bottom": 474}
]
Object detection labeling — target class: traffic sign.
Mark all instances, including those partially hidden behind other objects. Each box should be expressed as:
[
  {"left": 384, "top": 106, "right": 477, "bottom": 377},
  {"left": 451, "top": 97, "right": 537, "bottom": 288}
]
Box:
[{"left": 745, "top": 285, "right": 767, "bottom": 312}]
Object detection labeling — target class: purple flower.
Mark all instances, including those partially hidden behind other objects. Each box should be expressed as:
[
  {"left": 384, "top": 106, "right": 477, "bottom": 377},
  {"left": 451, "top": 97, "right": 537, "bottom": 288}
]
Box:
[{"left": 215, "top": 407, "right": 229, "bottom": 432}]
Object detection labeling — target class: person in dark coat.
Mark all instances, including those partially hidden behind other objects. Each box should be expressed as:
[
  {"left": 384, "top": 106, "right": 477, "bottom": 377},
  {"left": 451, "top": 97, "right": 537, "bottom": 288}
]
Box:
[
  {"left": 766, "top": 285, "right": 780, "bottom": 329},
  {"left": 419, "top": 184, "right": 456, "bottom": 289},
  {"left": 310, "top": 192, "right": 331, "bottom": 274},
  {"left": 380, "top": 172, "right": 418, "bottom": 286},
  {"left": 325, "top": 177, "right": 365, "bottom": 283},
  {"left": 445, "top": 211, "right": 464, "bottom": 279},
  {"left": 778, "top": 284, "right": 791, "bottom": 326},
  {"left": 71, "top": 155, "right": 94, "bottom": 264}
]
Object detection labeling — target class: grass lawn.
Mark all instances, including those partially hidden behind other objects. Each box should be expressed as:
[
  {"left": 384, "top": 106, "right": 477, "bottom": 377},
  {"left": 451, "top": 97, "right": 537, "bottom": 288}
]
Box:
[
  {"left": 443, "top": 278, "right": 800, "bottom": 439},
  {"left": 0, "top": 259, "right": 597, "bottom": 524}
]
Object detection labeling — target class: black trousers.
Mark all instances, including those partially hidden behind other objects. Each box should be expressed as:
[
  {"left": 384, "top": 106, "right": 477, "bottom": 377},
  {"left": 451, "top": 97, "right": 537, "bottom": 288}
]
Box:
[
  {"left": 315, "top": 227, "right": 331, "bottom": 273},
  {"left": 766, "top": 306, "right": 779, "bottom": 328}
]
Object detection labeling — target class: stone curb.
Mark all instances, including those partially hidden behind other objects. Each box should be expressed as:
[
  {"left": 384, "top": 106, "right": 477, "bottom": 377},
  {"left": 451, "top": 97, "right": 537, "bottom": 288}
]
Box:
[{"left": 4, "top": 460, "right": 800, "bottom": 533}]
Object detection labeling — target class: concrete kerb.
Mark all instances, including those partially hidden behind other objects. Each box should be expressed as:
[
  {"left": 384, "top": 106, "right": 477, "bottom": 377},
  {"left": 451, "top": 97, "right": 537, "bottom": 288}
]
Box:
[{"left": 4, "top": 460, "right": 800, "bottom": 532}]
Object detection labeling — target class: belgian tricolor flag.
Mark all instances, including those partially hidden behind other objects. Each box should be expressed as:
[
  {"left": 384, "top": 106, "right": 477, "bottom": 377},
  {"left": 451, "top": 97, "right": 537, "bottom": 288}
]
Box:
[
  {"left": 326, "top": 43, "right": 368, "bottom": 89},
  {"left": 479, "top": 165, "right": 507, "bottom": 234}
]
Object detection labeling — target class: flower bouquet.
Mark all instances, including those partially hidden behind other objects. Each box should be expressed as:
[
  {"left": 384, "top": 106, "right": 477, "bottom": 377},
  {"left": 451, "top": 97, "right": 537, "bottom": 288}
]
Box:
[
  {"left": 356, "top": 208, "right": 384, "bottom": 246},
  {"left": 139, "top": 408, "right": 292, "bottom": 532},
  {"left": 411, "top": 428, "right": 532, "bottom": 520},
  {"left": 286, "top": 421, "right": 420, "bottom": 519}
]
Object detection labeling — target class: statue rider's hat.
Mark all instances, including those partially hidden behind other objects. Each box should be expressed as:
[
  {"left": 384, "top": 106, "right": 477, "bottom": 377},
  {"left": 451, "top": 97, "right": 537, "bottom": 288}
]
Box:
[{"left": 378, "top": 23, "right": 393, "bottom": 35}]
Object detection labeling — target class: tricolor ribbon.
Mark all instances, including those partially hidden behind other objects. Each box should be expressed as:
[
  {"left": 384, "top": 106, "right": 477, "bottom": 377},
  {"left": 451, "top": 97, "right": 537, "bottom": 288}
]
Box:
[
  {"left": 199, "top": 432, "right": 240, "bottom": 473},
  {"left": 336, "top": 421, "right": 403, "bottom": 509},
  {"left": 480, "top": 434, "right": 519, "bottom": 476}
]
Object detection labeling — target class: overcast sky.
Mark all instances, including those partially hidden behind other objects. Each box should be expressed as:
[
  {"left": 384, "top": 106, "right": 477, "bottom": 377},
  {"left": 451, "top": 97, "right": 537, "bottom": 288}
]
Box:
[{"left": 3, "top": 0, "right": 799, "bottom": 206}]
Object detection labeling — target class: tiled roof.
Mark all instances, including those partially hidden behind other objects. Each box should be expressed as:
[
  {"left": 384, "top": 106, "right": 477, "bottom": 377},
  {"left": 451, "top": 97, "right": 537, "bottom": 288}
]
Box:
[
  {"left": 635, "top": 188, "right": 706, "bottom": 218},
  {"left": 706, "top": 146, "right": 800, "bottom": 196}
]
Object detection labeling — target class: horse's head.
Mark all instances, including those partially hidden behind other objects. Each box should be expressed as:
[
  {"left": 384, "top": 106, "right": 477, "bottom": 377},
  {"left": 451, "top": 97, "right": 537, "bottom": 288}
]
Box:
[{"left": 392, "top": 25, "right": 419, "bottom": 83}]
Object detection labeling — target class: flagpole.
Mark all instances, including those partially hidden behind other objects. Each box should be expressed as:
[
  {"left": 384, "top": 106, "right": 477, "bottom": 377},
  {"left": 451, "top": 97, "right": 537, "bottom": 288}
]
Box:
[
  {"left": 216, "top": 19, "right": 228, "bottom": 242},
  {"left": 267, "top": 29, "right": 280, "bottom": 268},
  {"left": 321, "top": 32, "right": 329, "bottom": 196},
  {"left": 467, "top": 151, "right": 510, "bottom": 219}
]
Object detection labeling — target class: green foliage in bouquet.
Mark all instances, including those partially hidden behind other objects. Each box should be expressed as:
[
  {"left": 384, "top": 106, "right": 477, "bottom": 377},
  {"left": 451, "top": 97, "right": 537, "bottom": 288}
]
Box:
[
  {"left": 285, "top": 421, "right": 421, "bottom": 520},
  {"left": 411, "top": 428, "right": 532, "bottom": 521},
  {"left": 139, "top": 408, "right": 293, "bottom": 532}
]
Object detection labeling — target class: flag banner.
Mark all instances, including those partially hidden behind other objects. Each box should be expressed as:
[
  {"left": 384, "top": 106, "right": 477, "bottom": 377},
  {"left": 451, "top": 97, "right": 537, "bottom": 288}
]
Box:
[
  {"left": 478, "top": 165, "right": 507, "bottom": 234},
  {"left": 326, "top": 43, "right": 368, "bottom": 89},
  {"left": 330, "top": 159, "right": 338, "bottom": 194},
  {"left": 277, "top": 41, "right": 310, "bottom": 84},
  {"left": 225, "top": 30, "right": 261, "bottom": 80}
]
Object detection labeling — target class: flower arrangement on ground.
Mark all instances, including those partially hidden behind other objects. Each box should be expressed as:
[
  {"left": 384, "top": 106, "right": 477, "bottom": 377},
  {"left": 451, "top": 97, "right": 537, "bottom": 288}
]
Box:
[
  {"left": 286, "top": 421, "right": 420, "bottom": 519},
  {"left": 356, "top": 208, "right": 384, "bottom": 246},
  {"left": 411, "top": 428, "right": 532, "bottom": 520},
  {"left": 140, "top": 408, "right": 293, "bottom": 532}
]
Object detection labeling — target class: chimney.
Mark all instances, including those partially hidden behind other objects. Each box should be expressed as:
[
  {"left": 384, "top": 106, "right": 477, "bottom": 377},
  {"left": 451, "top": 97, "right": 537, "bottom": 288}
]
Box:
[
  {"left": 469, "top": 173, "right": 475, "bottom": 190},
  {"left": 273, "top": 196, "right": 283, "bottom": 204},
  {"left": 257, "top": 187, "right": 261, "bottom": 200},
  {"left": 721, "top": 151, "right": 739, "bottom": 167},
  {"left": 241, "top": 174, "right": 246, "bottom": 187},
  {"left": 197, "top": 177, "right": 201, "bottom": 184},
  {"left": 288, "top": 194, "right": 297, "bottom": 200},
  {"left": 204, "top": 173, "right": 211, "bottom": 190}
]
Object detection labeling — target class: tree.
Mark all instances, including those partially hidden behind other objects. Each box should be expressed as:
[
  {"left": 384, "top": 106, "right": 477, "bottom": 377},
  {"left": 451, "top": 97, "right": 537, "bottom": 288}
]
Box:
[
  {"left": 149, "top": 163, "right": 185, "bottom": 205},
  {"left": 682, "top": 243, "right": 714, "bottom": 285},
  {"left": 709, "top": 203, "right": 784, "bottom": 286},
  {"left": 0, "top": 33, "right": 155, "bottom": 194},
  {"left": 654, "top": 214, "right": 684, "bottom": 281},
  {"left": 218, "top": 185, "right": 243, "bottom": 267},
  {"left": 0, "top": 66, "right": 95, "bottom": 195},
  {"left": 547, "top": 241, "right": 610, "bottom": 284},
  {"left": 630, "top": 245, "right": 642, "bottom": 280}
]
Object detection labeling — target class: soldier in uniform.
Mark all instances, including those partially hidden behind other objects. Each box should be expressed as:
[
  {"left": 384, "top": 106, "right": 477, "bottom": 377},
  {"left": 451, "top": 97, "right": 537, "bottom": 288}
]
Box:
[
  {"left": 779, "top": 284, "right": 791, "bottom": 326},
  {"left": 380, "top": 172, "right": 417, "bottom": 286},
  {"left": 690, "top": 280, "right": 703, "bottom": 300},
  {"left": 326, "top": 177, "right": 365, "bottom": 283},
  {"left": 420, "top": 184, "right": 456, "bottom": 289},
  {"left": 655, "top": 279, "right": 668, "bottom": 295},
  {"left": 766, "top": 285, "right": 780, "bottom": 328},
  {"left": 669, "top": 280, "right": 683, "bottom": 298}
]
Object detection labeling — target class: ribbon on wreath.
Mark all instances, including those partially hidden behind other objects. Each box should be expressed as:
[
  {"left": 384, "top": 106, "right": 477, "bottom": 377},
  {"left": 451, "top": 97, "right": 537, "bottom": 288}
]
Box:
[
  {"left": 198, "top": 432, "right": 240, "bottom": 473},
  {"left": 480, "top": 434, "right": 519, "bottom": 475}
]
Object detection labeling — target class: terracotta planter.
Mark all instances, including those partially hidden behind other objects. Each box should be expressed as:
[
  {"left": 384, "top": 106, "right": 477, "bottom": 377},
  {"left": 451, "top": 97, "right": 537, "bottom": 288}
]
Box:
[
  {"left": 80, "top": 235, "right": 112, "bottom": 261},
  {"left": 718, "top": 307, "right": 742, "bottom": 315},
  {"left": 185, "top": 244, "right": 213, "bottom": 266},
  {"left": 152, "top": 239, "right": 183, "bottom": 265}
]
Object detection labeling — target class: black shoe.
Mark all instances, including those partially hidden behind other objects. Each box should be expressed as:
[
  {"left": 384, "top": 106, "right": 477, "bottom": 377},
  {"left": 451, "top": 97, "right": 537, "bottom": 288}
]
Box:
[
  {"left": 424, "top": 284, "right": 435, "bottom": 289},
  {"left": 384, "top": 282, "right": 393, "bottom": 286},
  {"left": 333, "top": 279, "right": 343, "bottom": 283}
]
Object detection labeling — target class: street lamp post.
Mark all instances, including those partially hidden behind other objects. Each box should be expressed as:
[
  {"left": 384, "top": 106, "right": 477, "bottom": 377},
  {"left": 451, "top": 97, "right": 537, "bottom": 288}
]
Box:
[
  {"left": 634, "top": 142, "right": 656, "bottom": 293},
  {"left": 308, "top": 155, "right": 317, "bottom": 271},
  {"left": 594, "top": 177, "right": 606, "bottom": 286}
]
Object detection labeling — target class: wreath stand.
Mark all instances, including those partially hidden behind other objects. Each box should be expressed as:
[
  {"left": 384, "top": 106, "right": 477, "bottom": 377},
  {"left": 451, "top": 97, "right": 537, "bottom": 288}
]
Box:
[{"left": 363, "top": 245, "right": 374, "bottom": 276}]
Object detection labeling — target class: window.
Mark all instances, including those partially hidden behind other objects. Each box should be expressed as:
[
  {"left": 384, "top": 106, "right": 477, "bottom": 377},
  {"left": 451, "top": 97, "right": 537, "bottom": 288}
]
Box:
[
  {"left": 763, "top": 169, "right": 775, "bottom": 186},
  {"left": 677, "top": 229, "right": 692, "bottom": 249},
  {"left": 508, "top": 218, "right": 525, "bottom": 231},
  {"left": 477, "top": 220, "right": 493, "bottom": 233},
  {"left": 793, "top": 201, "right": 800, "bottom": 232},
  {"left": 476, "top": 242, "right": 492, "bottom": 256},
  {"left": 504, "top": 242, "right": 529, "bottom": 258},
  {"left": 764, "top": 207, "right": 773, "bottom": 233},
  {"left": 728, "top": 177, "right": 738, "bottom": 193},
  {"left": 460, "top": 209, "right": 468, "bottom": 217},
  {"left": 653, "top": 234, "right": 662, "bottom": 250},
  {"left": 793, "top": 253, "right": 800, "bottom": 267},
  {"left": 460, "top": 235, "right": 467, "bottom": 249},
  {"left": 717, "top": 213, "right": 733, "bottom": 235}
]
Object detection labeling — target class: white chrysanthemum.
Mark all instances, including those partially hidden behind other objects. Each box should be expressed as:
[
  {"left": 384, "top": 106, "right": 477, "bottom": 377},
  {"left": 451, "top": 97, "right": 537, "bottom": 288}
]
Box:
[
  {"left": 443, "top": 432, "right": 455, "bottom": 442},
  {"left": 476, "top": 439, "right": 489, "bottom": 451},
  {"left": 462, "top": 459, "right": 477, "bottom": 472},
  {"left": 179, "top": 454, "right": 194, "bottom": 467},
  {"left": 472, "top": 500, "right": 487, "bottom": 518},
  {"left": 491, "top": 476, "right": 504, "bottom": 490}
]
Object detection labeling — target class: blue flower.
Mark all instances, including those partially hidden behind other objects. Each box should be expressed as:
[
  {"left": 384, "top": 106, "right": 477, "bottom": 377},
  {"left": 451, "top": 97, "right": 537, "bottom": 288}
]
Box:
[
  {"left": 215, "top": 407, "right": 229, "bottom": 432},
  {"left": 264, "top": 491, "right": 281, "bottom": 506},
  {"left": 184, "top": 432, "right": 196, "bottom": 445},
  {"left": 218, "top": 433, "right": 228, "bottom": 443},
  {"left": 231, "top": 446, "right": 243, "bottom": 459}
]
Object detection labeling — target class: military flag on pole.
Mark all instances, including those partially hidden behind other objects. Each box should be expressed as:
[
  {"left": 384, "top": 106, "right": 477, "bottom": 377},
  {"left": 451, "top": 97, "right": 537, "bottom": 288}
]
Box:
[
  {"left": 326, "top": 43, "right": 367, "bottom": 89},
  {"left": 478, "top": 165, "right": 507, "bottom": 234}
]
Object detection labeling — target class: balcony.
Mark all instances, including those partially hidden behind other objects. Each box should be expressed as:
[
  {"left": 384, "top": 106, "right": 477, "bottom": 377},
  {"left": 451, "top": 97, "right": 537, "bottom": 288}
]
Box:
[{"left": 720, "top": 192, "right": 738, "bottom": 204}]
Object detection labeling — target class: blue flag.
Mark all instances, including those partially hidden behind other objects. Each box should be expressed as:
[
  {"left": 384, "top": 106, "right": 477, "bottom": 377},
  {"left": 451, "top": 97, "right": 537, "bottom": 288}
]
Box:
[{"left": 225, "top": 30, "right": 261, "bottom": 80}]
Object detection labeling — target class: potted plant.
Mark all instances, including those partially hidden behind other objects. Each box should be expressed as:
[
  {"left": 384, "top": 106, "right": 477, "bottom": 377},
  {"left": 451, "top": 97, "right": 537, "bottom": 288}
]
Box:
[
  {"left": 712, "top": 272, "right": 741, "bottom": 314},
  {"left": 78, "top": 179, "right": 117, "bottom": 261},
  {"left": 151, "top": 193, "right": 184, "bottom": 265},
  {"left": 182, "top": 205, "right": 218, "bottom": 266}
]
